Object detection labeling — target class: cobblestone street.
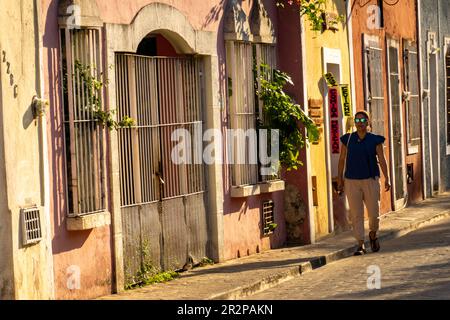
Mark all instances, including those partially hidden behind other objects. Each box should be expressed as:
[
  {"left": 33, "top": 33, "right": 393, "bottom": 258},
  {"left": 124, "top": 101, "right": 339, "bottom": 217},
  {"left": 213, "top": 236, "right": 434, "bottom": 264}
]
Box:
[{"left": 248, "top": 217, "right": 450, "bottom": 300}]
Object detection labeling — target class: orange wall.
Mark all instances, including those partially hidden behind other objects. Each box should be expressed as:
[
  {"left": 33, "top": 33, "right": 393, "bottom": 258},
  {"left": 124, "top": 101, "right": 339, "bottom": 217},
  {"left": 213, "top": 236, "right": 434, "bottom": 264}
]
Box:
[{"left": 350, "top": 0, "right": 422, "bottom": 209}]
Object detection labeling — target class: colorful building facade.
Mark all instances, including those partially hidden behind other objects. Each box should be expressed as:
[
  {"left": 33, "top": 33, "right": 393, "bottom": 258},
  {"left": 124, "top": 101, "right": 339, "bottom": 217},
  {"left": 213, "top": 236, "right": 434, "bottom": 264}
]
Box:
[{"left": 349, "top": 0, "right": 423, "bottom": 211}]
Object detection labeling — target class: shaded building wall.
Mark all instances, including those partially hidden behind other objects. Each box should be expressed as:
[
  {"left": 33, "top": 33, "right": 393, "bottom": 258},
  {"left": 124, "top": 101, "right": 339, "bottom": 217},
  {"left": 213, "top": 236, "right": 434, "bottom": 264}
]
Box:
[
  {"left": 44, "top": 0, "right": 287, "bottom": 297},
  {"left": 350, "top": 0, "right": 422, "bottom": 208},
  {"left": 222, "top": 0, "right": 287, "bottom": 260},
  {"left": 42, "top": 0, "right": 113, "bottom": 299},
  {"left": 420, "top": 0, "right": 450, "bottom": 195},
  {"left": 276, "top": 3, "right": 312, "bottom": 245}
]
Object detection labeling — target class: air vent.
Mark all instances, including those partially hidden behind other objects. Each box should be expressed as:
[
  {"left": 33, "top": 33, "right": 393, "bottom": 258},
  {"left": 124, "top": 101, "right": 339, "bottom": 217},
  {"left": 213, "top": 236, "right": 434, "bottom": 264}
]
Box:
[
  {"left": 262, "top": 200, "right": 275, "bottom": 236},
  {"left": 21, "top": 206, "right": 42, "bottom": 246}
]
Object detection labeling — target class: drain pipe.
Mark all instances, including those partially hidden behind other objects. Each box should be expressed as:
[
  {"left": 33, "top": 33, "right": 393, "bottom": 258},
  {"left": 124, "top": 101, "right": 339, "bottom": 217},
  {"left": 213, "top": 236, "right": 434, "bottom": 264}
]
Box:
[{"left": 33, "top": 0, "right": 55, "bottom": 300}]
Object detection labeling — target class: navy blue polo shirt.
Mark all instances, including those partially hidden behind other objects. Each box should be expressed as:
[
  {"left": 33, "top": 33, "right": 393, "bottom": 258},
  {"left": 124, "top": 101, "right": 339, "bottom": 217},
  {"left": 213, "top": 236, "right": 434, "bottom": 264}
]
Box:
[{"left": 340, "top": 132, "right": 385, "bottom": 179}]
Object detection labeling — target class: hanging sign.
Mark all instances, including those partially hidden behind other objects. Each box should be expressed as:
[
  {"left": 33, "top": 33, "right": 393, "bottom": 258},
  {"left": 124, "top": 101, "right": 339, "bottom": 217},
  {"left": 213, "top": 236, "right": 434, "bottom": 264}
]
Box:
[
  {"left": 339, "top": 84, "right": 352, "bottom": 117},
  {"left": 328, "top": 83, "right": 340, "bottom": 154},
  {"left": 329, "top": 87, "right": 339, "bottom": 118},
  {"left": 324, "top": 72, "right": 338, "bottom": 87},
  {"left": 331, "top": 120, "right": 340, "bottom": 154}
]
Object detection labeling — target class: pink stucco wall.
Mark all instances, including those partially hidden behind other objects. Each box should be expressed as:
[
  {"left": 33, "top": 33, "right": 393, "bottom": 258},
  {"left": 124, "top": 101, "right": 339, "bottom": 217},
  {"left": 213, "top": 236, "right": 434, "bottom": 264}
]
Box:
[
  {"left": 221, "top": 0, "right": 289, "bottom": 260},
  {"left": 276, "top": 3, "right": 311, "bottom": 244},
  {"left": 42, "top": 0, "right": 113, "bottom": 299}
]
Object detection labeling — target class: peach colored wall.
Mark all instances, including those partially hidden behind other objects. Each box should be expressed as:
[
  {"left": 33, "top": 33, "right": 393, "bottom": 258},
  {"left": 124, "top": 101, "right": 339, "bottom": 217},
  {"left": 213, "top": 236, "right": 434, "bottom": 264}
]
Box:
[
  {"left": 350, "top": 0, "right": 422, "bottom": 209},
  {"left": 223, "top": 192, "right": 286, "bottom": 260},
  {"left": 276, "top": 3, "right": 311, "bottom": 244},
  {"left": 222, "top": 0, "right": 287, "bottom": 260},
  {"left": 42, "top": 0, "right": 112, "bottom": 299}
]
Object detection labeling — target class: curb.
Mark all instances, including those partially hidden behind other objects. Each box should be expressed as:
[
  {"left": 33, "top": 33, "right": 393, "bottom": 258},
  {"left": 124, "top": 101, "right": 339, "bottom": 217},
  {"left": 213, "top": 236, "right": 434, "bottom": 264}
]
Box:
[{"left": 208, "top": 209, "right": 450, "bottom": 300}]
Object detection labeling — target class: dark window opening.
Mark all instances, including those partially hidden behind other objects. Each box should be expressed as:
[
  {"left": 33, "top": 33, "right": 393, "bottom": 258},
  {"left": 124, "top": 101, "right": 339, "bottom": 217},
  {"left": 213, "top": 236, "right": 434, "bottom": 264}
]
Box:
[{"left": 136, "top": 36, "right": 157, "bottom": 56}]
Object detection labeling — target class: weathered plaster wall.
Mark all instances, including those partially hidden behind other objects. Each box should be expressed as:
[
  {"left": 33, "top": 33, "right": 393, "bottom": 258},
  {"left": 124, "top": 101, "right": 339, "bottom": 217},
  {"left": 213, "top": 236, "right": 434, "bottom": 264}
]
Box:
[
  {"left": 276, "top": 3, "right": 311, "bottom": 244},
  {"left": 222, "top": 0, "right": 287, "bottom": 260},
  {"left": 42, "top": 0, "right": 113, "bottom": 299},
  {"left": 0, "top": 0, "right": 54, "bottom": 299},
  {"left": 420, "top": 0, "right": 450, "bottom": 194}
]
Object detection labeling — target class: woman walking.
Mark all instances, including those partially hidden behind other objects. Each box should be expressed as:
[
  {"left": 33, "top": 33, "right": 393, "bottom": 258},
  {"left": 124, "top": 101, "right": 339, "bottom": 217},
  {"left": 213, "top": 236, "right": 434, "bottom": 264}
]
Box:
[{"left": 337, "top": 111, "right": 391, "bottom": 255}]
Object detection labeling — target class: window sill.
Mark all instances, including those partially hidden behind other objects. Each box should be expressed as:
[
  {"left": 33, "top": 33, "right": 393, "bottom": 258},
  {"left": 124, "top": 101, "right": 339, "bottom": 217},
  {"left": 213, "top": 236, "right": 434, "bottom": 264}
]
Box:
[
  {"left": 66, "top": 211, "right": 111, "bottom": 231},
  {"left": 230, "top": 180, "right": 285, "bottom": 198}
]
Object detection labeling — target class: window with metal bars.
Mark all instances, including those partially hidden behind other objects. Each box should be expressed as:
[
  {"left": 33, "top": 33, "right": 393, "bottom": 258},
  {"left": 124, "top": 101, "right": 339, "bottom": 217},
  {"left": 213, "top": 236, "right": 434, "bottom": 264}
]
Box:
[
  {"left": 226, "top": 41, "right": 278, "bottom": 186},
  {"left": 364, "top": 38, "right": 385, "bottom": 136},
  {"left": 115, "top": 54, "right": 206, "bottom": 207},
  {"left": 21, "top": 207, "right": 42, "bottom": 246},
  {"left": 60, "top": 28, "right": 106, "bottom": 216},
  {"left": 403, "top": 40, "right": 421, "bottom": 153},
  {"left": 262, "top": 200, "right": 275, "bottom": 236}
]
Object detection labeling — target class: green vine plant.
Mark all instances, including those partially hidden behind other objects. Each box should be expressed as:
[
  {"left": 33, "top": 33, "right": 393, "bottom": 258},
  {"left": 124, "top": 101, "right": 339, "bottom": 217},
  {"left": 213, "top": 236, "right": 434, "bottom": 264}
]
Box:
[
  {"left": 257, "top": 64, "right": 320, "bottom": 171},
  {"left": 277, "top": 0, "right": 345, "bottom": 32},
  {"left": 125, "top": 241, "right": 179, "bottom": 290},
  {"left": 74, "top": 60, "right": 135, "bottom": 130}
]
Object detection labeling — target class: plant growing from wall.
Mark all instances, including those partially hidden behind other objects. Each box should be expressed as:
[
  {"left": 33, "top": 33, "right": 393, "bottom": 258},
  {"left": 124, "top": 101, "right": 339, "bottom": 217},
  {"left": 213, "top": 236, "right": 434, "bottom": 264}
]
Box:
[
  {"left": 125, "top": 241, "right": 180, "bottom": 289},
  {"left": 257, "top": 64, "right": 320, "bottom": 171},
  {"left": 277, "top": 0, "right": 345, "bottom": 32},
  {"left": 74, "top": 60, "right": 135, "bottom": 130}
]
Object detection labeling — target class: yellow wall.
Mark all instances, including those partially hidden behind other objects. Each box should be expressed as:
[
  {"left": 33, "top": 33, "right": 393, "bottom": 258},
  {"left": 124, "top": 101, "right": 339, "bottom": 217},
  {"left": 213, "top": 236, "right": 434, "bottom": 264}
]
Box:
[
  {"left": 0, "top": 0, "right": 54, "bottom": 299},
  {"left": 303, "top": 0, "right": 352, "bottom": 238}
]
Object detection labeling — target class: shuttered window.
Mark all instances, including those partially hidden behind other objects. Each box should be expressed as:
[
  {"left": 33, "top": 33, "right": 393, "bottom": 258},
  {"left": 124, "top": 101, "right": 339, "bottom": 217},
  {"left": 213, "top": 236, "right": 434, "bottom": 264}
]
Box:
[
  {"left": 403, "top": 41, "right": 421, "bottom": 153},
  {"left": 364, "top": 40, "right": 385, "bottom": 136},
  {"left": 446, "top": 46, "right": 450, "bottom": 147},
  {"left": 226, "top": 41, "right": 258, "bottom": 186},
  {"left": 60, "top": 28, "right": 106, "bottom": 216},
  {"left": 255, "top": 43, "right": 279, "bottom": 182},
  {"left": 226, "top": 41, "right": 278, "bottom": 186}
]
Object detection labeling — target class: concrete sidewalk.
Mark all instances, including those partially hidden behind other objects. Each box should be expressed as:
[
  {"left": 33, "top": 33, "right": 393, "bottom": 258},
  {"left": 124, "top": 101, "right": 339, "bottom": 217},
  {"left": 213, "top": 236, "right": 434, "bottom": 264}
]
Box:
[{"left": 99, "top": 192, "right": 450, "bottom": 300}]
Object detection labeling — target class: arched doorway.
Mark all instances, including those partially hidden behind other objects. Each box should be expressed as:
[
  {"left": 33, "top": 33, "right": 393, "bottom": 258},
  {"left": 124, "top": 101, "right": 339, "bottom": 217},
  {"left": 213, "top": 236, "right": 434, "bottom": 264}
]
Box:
[{"left": 115, "top": 32, "right": 209, "bottom": 286}]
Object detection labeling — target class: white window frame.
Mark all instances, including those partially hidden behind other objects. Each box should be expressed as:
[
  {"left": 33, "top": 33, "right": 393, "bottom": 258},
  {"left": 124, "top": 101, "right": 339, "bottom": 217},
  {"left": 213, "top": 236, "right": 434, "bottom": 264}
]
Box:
[
  {"left": 403, "top": 39, "right": 421, "bottom": 155},
  {"left": 386, "top": 38, "right": 407, "bottom": 209}
]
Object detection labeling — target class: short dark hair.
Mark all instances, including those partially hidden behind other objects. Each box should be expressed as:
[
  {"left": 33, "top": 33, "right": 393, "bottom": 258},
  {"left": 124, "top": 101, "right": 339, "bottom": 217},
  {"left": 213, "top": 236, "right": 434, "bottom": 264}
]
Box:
[{"left": 354, "top": 110, "right": 370, "bottom": 120}]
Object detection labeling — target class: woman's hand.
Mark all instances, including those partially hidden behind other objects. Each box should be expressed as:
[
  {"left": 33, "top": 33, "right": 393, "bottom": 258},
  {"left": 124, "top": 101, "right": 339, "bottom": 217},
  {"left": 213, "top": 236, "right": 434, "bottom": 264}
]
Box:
[
  {"left": 385, "top": 179, "right": 391, "bottom": 192},
  {"left": 337, "top": 177, "right": 344, "bottom": 194}
]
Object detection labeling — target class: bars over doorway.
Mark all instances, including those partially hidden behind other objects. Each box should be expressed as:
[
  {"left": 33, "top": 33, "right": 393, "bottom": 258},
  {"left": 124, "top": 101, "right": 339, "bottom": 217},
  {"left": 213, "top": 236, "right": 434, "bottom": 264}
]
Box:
[{"left": 115, "top": 54, "right": 206, "bottom": 207}]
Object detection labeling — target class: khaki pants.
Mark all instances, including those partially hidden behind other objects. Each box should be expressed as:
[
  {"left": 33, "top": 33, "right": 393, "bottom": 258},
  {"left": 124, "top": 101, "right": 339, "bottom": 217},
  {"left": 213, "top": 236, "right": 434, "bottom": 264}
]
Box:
[{"left": 345, "top": 177, "right": 381, "bottom": 242}]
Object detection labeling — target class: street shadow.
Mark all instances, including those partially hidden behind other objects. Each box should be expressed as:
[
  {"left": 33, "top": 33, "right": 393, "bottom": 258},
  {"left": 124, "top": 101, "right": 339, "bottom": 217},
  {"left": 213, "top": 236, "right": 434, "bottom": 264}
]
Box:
[
  {"left": 376, "top": 219, "right": 450, "bottom": 255},
  {"left": 179, "top": 256, "right": 329, "bottom": 278}
]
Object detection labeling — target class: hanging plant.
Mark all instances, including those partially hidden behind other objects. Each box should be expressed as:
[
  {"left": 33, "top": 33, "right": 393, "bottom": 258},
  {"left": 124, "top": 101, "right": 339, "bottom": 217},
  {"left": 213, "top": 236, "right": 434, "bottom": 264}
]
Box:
[
  {"left": 257, "top": 64, "right": 320, "bottom": 171},
  {"left": 277, "top": 0, "right": 345, "bottom": 32},
  {"left": 74, "top": 60, "right": 135, "bottom": 130}
]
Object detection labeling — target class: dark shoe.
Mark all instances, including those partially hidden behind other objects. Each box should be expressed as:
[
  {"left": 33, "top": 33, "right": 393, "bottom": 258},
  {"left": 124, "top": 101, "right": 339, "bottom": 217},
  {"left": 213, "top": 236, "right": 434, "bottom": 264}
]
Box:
[
  {"left": 354, "top": 246, "right": 367, "bottom": 256},
  {"left": 369, "top": 231, "right": 380, "bottom": 252}
]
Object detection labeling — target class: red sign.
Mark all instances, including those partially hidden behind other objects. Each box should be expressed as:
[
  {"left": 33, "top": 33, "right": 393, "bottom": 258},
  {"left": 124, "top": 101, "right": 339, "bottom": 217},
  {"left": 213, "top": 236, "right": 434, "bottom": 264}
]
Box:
[
  {"left": 331, "top": 120, "right": 340, "bottom": 154},
  {"left": 329, "top": 88, "right": 339, "bottom": 119}
]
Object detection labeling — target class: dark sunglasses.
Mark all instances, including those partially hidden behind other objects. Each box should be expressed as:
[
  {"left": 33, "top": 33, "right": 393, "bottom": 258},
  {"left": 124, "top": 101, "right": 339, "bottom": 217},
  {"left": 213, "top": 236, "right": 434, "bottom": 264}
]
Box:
[{"left": 355, "top": 118, "right": 368, "bottom": 123}]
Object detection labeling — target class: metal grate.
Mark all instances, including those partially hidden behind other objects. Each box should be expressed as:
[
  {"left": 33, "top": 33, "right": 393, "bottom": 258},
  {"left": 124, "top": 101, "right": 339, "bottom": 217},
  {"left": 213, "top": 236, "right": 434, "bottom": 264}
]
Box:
[
  {"left": 116, "top": 54, "right": 206, "bottom": 206},
  {"left": 60, "top": 27, "right": 106, "bottom": 216},
  {"left": 21, "top": 207, "right": 43, "bottom": 246},
  {"left": 262, "top": 200, "right": 275, "bottom": 236}
]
